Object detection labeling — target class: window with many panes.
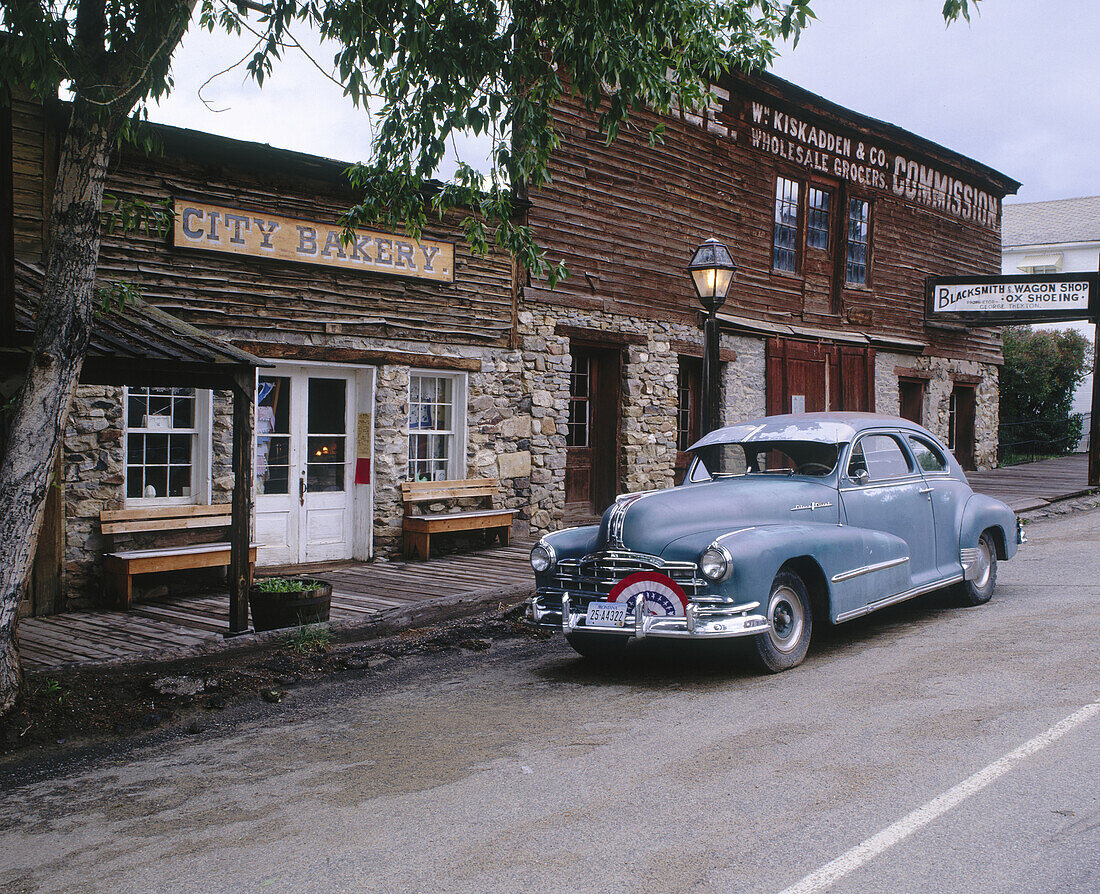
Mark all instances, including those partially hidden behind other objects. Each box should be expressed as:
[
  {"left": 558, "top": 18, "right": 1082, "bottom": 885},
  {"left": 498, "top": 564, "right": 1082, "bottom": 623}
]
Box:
[
  {"left": 676, "top": 357, "right": 701, "bottom": 453},
  {"left": 125, "top": 387, "right": 209, "bottom": 502},
  {"left": 408, "top": 373, "right": 464, "bottom": 481},
  {"left": 773, "top": 177, "right": 800, "bottom": 272},
  {"left": 806, "top": 186, "right": 831, "bottom": 250},
  {"left": 846, "top": 197, "right": 871, "bottom": 285},
  {"left": 567, "top": 354, "right": 591, "bottom": 447}
]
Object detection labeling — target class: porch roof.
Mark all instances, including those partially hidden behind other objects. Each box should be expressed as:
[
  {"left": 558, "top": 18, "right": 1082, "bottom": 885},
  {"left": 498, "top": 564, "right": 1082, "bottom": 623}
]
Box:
[{"left": 4, "top": 258, "right": 260, "bottom": 388}]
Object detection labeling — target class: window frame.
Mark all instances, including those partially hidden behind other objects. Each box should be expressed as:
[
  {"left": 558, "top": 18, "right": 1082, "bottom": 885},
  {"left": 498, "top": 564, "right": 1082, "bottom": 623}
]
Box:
[
  {"left": 907, "top": 434, "right": 950, "bottom": 477},
  {"left": 407, "top": 370, "right": 468, "bottom": 482},
  {"left": 123, "top": 386, "right": 213, "bottom": 506},
  {"left": 846, "top": 432, "right": 915, "bottom": 484},
  {"left": 844, "top": 194, "right": 873, "bottom": 287},
  {"left": 772, "top": 175, "right": 802, "bottom": 275},
  {"left": 806, "top": 184, "right": 833, "bottom": 253}
]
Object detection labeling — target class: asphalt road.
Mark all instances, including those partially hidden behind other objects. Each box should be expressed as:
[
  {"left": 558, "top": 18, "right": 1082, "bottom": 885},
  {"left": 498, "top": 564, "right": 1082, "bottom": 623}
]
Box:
[{"left": 1, "top": 509, "right": 1098, "bottom": 894}]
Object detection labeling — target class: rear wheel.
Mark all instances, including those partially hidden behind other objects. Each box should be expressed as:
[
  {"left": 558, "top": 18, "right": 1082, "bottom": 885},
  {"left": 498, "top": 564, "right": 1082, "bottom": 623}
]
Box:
[
  {"left": 565, "top": 631, "right": 630, "bottom": 661},
  {"left": 753, "top": 569, "right": 813, "bottom": 673},
  {"left": 956, "top": 530, "right": 997, "bottom": 606}
]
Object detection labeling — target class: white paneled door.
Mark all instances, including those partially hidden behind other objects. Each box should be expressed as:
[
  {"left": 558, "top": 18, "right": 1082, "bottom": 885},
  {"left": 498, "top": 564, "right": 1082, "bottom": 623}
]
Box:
[{"left": 255, "top": 366, "right": 357, "bottom": 565}]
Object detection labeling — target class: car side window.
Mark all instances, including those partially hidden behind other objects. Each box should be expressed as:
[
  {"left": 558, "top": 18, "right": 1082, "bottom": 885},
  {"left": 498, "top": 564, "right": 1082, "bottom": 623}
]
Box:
[
  {"left": 847, "top": 434, "right": 913, "bottom": 482},
  {"left": 908, "top": 436, "right": 948, "bottom": 473}
]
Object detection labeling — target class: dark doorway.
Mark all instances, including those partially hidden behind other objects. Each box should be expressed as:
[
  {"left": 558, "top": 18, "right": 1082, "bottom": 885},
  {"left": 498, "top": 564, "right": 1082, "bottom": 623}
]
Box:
[
  {"left": 565, "top": 345, "right": 621, "bottom": 519},
  {"left": 949, "top": 385, "right": 977, "bottom": 470},
  {"left": 675, "top": 356, "right": 702, "bottom": 484},
  {"left": 899, "top": 378, "right": 925, "bottom": 424}
]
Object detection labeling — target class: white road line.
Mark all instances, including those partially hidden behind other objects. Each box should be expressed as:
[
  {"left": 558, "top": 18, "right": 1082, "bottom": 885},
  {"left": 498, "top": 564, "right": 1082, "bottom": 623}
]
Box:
[{"left": 776, "top": 700, "right": 1100, "bottom": 894}]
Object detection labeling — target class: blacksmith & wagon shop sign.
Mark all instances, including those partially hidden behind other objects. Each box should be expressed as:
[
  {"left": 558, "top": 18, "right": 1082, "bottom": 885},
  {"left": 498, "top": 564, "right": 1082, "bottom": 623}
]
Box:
[
  {"left": 926, "top": 273, "right": 1099, "bottom": 324},
  {"left": 172, "top": 200, "right": 455, "bottom": 282}
]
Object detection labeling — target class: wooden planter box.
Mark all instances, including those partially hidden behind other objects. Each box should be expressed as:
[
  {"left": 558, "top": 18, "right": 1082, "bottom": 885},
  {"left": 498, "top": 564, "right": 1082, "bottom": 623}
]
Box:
[{"left": 248, "top": 579, "right": 332, "bottom": 631}]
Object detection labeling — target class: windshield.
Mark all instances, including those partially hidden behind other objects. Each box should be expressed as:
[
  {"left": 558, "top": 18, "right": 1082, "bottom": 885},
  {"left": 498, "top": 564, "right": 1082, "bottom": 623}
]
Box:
[{"left": 689, "top": 439, "right": 840, "bottom": 481}]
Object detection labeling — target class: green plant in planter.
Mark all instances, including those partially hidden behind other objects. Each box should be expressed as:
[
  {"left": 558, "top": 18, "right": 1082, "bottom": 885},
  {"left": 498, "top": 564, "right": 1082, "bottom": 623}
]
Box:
[
  {"left": 249, "top": 577, "right": 333, "bottom": 631},
  {"left": 252, "top": 577, "right": 326, "bottom": 593}
]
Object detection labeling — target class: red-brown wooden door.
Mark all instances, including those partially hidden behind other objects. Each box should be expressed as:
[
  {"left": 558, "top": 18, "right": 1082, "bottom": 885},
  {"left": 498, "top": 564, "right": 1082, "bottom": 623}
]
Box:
[
  {"left": 767, "top": 339, "right": 828, "bottom": 415},
  {"left": 950, "top": 385, "right": 977, "bottom": 470},
  {"left": 565, "top": 346, "right": 621, "bottom": 518},
  {"left": 768, "top": 338, "right": 875, "bottom": 415}
]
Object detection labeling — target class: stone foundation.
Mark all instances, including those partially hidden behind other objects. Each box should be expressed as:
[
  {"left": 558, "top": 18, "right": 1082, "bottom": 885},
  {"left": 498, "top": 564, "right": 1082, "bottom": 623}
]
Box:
[{"left": 50, "top": 324, "right": 1002, "bottom": 609}]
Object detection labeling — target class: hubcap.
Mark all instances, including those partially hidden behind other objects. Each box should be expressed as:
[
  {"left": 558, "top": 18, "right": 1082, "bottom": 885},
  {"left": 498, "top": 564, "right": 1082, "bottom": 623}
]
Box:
[
  {"left": 973, "top": 538, "right": 992, "bottom": 590},
  {"left": 767, "top": 585, "right": 805, "bottom": 653}
]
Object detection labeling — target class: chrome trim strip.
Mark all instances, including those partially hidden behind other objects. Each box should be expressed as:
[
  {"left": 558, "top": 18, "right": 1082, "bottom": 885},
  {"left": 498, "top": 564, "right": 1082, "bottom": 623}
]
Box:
[
  {"left": 713, "top": 527, "right": 757, "bottom": 545},
  {"left": 834, "top": 574, "right": 964, "bottom": 623},
  {"left": 839, "top": 479, "right": 925, "bottom": 493},
  {"left": 830, "top": 556, "right": 910, "bottom": 584}
]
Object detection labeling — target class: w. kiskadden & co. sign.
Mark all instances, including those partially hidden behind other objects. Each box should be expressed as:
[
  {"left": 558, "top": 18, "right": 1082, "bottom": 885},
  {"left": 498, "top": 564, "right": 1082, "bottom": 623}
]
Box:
[
  {"left": 926, "top": 273, "right": 1099, "bottom": 324},
  {"left": 172, "top": 200, "right": 455, "bottom": 283}
]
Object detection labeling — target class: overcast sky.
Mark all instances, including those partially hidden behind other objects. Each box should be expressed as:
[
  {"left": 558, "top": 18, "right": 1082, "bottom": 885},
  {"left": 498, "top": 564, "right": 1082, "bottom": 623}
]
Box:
[{"left": 151, "top": 0, "right": 1099, "bottom": 205}]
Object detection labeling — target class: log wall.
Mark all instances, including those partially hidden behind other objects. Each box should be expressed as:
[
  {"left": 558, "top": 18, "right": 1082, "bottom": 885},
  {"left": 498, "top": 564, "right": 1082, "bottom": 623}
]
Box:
[
  {"left": 97, "top": 129, "right": 515, "bottom": 348},
  {"left": 526, "top": 71, "right": 1016, "bottom": 365}
]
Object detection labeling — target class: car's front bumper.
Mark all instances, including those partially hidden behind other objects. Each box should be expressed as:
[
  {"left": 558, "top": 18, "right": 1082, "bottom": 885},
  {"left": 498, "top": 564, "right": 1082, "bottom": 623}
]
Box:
[{"left": 530, "top": 592, "right": 768, "bottom": 640}]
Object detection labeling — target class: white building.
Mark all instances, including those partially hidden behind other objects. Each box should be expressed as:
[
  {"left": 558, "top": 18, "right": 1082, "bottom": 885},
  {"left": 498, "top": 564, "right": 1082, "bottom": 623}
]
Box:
[{"left": 1002, "top": 196, "right": 1100, "bottom": 451}]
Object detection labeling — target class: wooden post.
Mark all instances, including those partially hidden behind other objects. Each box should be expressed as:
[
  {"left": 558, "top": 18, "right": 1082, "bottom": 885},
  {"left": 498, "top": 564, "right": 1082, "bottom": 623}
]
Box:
[
  {"left": 228, "top": 367, "right": 254, "bottom": 634},
  {"left": 0, "top": 95, "right": 15, "bottom": 344},
  {"left": 1090, "top": 313, "right": 1099, "bottom": 487}
]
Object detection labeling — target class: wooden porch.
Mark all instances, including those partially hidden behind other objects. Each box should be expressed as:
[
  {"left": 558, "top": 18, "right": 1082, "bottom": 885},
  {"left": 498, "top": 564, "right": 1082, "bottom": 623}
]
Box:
[
  {"left": 16, "top": 542, "right": 534, "bottom": 670},
  {"left": 966, "top": 453, "right": 1092, "bottom": 512}
]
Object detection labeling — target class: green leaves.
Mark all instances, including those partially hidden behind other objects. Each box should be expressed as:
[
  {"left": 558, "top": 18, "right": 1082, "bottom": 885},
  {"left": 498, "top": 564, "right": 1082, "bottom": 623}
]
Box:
[
  {"left": 1000, "top": 325, "right": 1092, "bottom": 457},
  {"left": 101, "top": 193, "right": 175, "bottom": 238}
]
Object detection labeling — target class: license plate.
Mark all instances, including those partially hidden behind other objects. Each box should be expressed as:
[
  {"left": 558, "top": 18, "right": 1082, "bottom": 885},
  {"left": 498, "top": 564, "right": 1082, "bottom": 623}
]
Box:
[{"left": 586, "top": 601, "right": 628, "bottom": 628}]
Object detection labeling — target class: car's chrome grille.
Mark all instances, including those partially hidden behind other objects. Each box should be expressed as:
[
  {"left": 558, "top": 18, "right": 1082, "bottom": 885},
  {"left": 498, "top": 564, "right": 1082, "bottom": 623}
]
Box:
[{"left": 544, "top": 550, "right": 707, "bottom": 606}]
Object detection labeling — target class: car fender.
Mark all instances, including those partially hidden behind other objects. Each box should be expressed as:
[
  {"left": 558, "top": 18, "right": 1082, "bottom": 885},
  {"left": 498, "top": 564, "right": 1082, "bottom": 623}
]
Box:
[
  {"left": 960, "top": 493, "right": 1019, "bottom": 561},
  {"left": 711, "top": 523, "right": 912, "bottom": 621}
]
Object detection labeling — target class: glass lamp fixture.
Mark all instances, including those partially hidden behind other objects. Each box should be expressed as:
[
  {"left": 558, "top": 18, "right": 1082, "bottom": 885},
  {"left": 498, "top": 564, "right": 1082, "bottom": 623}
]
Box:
[{"left": 687, "top": 238, "right": 737, "bottom": 312}]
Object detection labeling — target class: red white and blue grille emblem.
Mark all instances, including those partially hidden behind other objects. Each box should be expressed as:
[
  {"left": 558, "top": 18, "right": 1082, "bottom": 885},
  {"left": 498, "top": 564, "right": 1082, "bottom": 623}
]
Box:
[{"left": 608, "top": 571, "right": 689, "bottom": 618}]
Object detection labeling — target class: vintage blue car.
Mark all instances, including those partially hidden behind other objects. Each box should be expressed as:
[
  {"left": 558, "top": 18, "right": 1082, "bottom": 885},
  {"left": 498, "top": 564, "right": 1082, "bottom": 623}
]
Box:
[{"left": 529, "top": 413, "right": 1023, "bottom": 671}]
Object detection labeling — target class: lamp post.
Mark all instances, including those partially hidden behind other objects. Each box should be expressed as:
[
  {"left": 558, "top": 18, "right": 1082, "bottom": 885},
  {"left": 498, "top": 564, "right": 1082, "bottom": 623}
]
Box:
[{"left": 688, "top": 238, "right": 736, "bottom": 435}]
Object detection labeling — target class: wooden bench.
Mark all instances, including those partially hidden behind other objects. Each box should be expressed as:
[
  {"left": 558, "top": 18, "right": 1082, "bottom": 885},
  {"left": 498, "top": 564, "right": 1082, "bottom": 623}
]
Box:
[
  {"left": 100, "top": 504, "right": 257, "bottom": 609},
  {"left": 400, "top": 478, "right": 515, "bottom": 560}
]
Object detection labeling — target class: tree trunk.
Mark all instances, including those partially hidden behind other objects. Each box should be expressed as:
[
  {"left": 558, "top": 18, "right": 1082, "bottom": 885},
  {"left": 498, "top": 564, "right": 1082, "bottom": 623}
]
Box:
[{"left": 0, "top": 100, "right": 115, "bottom": 713}]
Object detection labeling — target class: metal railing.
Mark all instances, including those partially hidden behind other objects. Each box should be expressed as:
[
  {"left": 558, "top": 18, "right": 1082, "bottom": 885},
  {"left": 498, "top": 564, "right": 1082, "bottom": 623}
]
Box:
[{"left": 997, "top": 414, "right": 1086, "bottom": 466}]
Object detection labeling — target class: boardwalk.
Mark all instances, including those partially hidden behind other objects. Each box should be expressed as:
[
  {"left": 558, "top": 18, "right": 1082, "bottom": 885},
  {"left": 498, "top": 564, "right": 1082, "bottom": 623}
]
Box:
[
  {"left": 14, "top": 455, "right": 1094, "bottom": 671},
  {"left": 967, "top": 454, "right": 1091, "bottom": 512},
  {"left": 17, "top": 542, "right": 534, "bottom": 670}
]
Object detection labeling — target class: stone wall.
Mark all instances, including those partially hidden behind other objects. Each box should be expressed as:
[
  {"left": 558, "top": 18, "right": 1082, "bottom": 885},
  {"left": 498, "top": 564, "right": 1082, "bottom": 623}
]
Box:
[
  {"left": 62, "top": 385, "right": 125, "bottom": 608},
  {"left": 51, "top": 324, "right": 1001, "bottom": 610},
  {"left": 875, "top": 352, "right": 1000, "bottom": 469}
]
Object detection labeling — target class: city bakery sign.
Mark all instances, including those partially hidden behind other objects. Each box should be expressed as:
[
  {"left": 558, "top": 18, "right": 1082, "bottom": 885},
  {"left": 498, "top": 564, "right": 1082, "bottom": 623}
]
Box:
[
  {"left": 744, "top": 101, "right": 1001, "bottom": 229},
  {"left": 172, "top": 200, "right": 454, "bottom": 282}
]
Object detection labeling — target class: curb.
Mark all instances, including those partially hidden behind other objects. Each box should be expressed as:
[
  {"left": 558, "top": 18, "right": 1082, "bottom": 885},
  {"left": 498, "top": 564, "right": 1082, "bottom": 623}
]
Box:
[{"left": 27, "top": 583, "right": 536, "bottom": 674}]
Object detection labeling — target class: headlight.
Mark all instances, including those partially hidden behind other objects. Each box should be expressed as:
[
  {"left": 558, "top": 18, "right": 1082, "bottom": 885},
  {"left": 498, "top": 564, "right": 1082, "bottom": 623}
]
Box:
[
  {"left": 530, "top": 541, "right": 557, "bottom": 573},
  {"left": 700, "top": 545, "right": 731, "bottom": 582}
]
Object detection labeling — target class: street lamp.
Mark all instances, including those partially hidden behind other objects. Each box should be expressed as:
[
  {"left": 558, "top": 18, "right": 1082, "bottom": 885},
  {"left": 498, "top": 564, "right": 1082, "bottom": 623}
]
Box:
[{"left": 687, "top": 238, "right": 736, "bottom": 435}]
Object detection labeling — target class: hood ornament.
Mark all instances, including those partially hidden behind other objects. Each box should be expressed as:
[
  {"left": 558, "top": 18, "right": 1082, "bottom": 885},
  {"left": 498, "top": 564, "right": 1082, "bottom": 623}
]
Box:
[{"left": 607, "top": 493, "right": 648, "bottom": 546}]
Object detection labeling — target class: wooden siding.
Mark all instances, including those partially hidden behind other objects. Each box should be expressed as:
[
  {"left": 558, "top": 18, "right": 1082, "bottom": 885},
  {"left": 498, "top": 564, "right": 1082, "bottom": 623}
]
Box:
[
  {"left": 9, "top": 92, "right": 47, "bottom": 263},
  {"left": 96, "top": 134, "right": 515, "bottom": 348},
  {"left": 526, "top": 72, "right": 1013, "bottom": 365}
]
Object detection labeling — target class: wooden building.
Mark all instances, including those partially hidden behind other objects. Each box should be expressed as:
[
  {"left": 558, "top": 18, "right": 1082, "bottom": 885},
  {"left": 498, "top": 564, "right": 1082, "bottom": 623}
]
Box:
[
  {"left": 2, "top": 94, "right": 529, "bottom": 613},
  {"left": 2, "top": 67, "right": 1019, "bottom": 618},
  {"left": 518, "top": 70, "right": 1019, "bottom": 520}
]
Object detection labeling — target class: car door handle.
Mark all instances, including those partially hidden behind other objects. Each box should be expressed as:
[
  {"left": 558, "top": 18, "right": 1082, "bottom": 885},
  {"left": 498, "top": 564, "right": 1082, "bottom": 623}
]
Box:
[{"left": 918, "top": 486, "right": 933, "bottom": 494}]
